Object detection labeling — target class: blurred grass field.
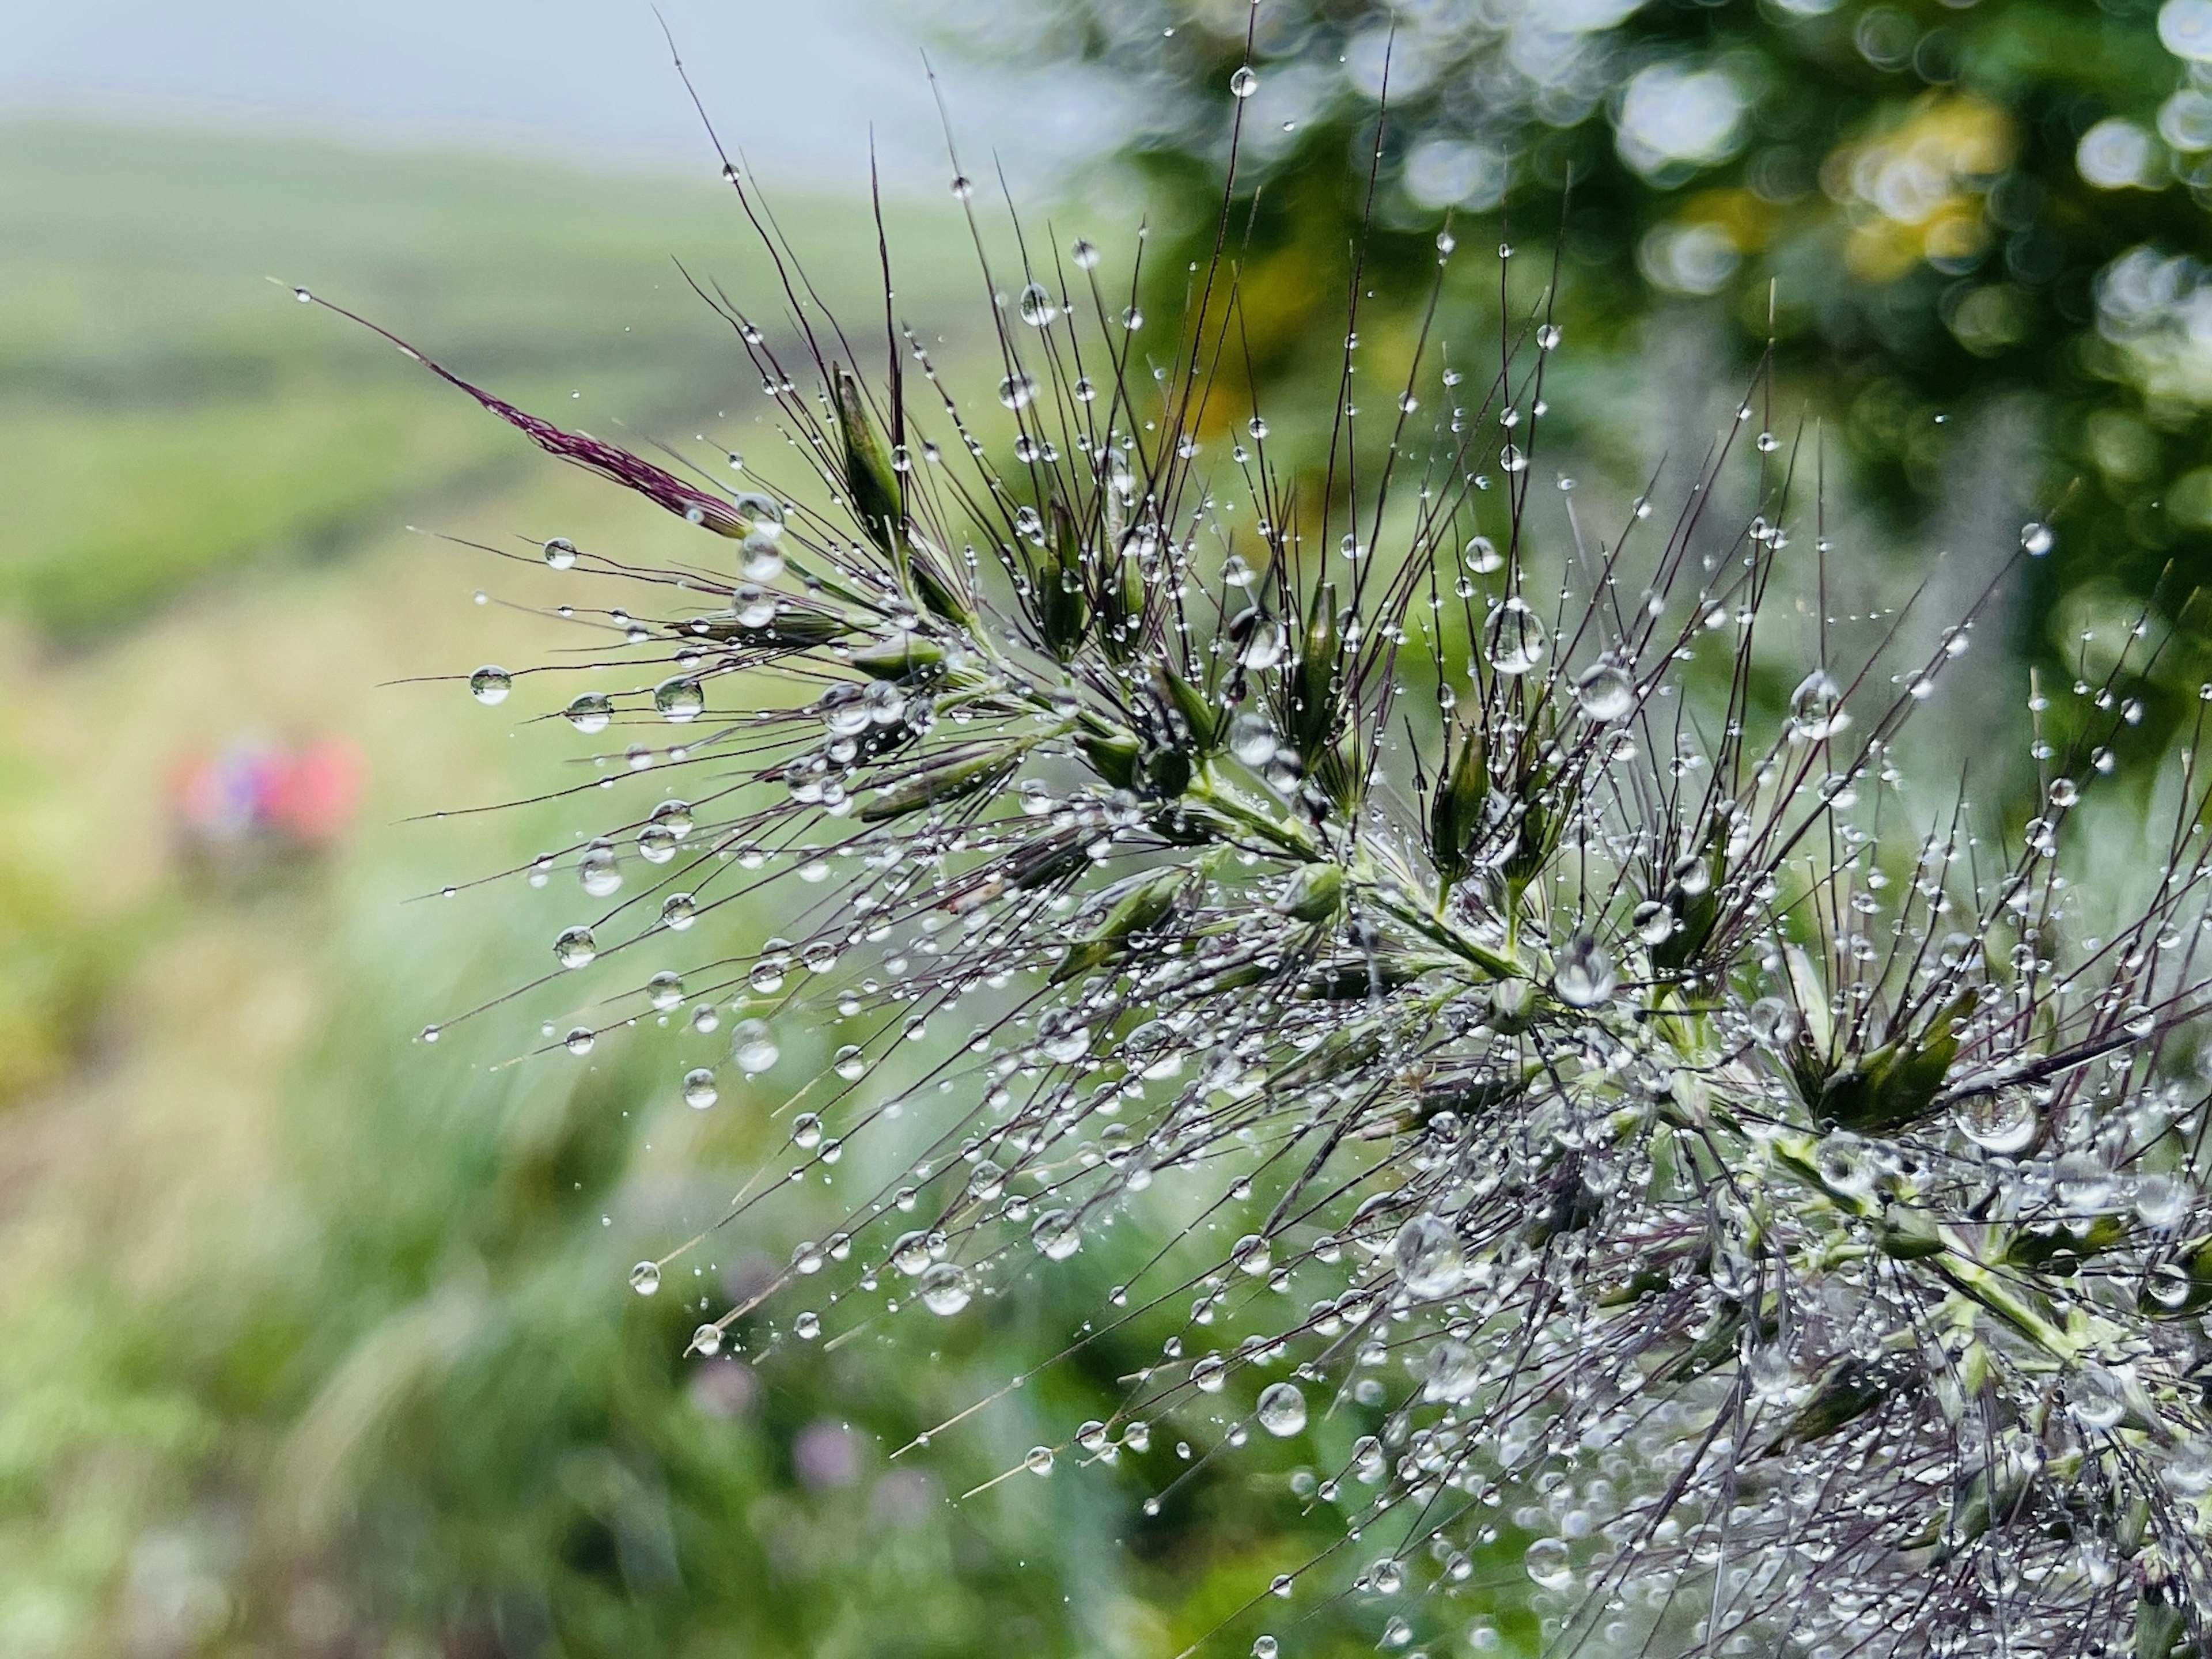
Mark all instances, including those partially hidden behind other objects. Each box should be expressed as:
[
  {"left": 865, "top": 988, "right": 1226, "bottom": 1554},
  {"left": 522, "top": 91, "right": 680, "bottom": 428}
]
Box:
[
  {"left": 0, "top": 120, "right": 1537, "bottom": 1659},
  {"left": 0, "top": 119, "right": 1169, "bottom": 1659}
]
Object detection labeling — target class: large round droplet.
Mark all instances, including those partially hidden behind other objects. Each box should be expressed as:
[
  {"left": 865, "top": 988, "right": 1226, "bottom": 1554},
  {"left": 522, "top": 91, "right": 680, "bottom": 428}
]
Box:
[
  {"left": 1552, "top": 937, "right": 1616, "bottom": 1007},
  {"left": 1572, "top": 660, "right": 1634, "bottom": 722},
  {"left": 1392, "top": 1214, "right": 1466, "bottom": 1298},
  {"left": 543, "top": 536, "right": 578, "bottom": 569},
  {"left": 578, "top": 843, "right": 622, "bottom": 897},
  {"left": 1955, "top": 1092, "right": 2040, "bottom": 1156},
  {"left": 730, "top": 1018, "right": 779, "bottom": 1074},
  {"left": 565, "top": 691, "right": 613, "bottom": 734},
  {"left": 1483, "top": 599, "right": 1544, "bottom": 675},
  {"left": 630, "top": 1260, "right": 661, "bottom": 1296},
  {"left": 1525, "top": 1537, "right": 1572, "bottom": 1591},
  {"left": 469, "top": 665, "right": 512, "bottom": 705},
  {"left": 918, "top": 1260, "right": 971, "bottom": 1315},
  {"left": 1229, "top": 65, "right": 1259, "bottom": 98},
  {"left": 1032, "top": 1207, "right": 1082, "bottom": 1260},
  {"left": 654, "top": 675, "right": 704, "bottom": 723},
  {"left": 1787, "top": 670, "right": 1848, "bottom": 742},
  {"left": 554, "top": 925, "right": 597, "bottom": 969},
  {"left": 1017, "top": 283, "right": 1058, "bottom": 327},
  {"left": 1255, "top": 1381, "right": 1306, "bottom": 1437},
  {"left": 683, "top": 1068, "right": 718, "bottom": 1109}
]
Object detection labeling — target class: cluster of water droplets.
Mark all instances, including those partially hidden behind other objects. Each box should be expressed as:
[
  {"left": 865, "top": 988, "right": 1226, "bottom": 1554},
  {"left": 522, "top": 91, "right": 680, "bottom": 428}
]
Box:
[{"left": 408, "top": 179, "right": 2212, "bottom": 1658}]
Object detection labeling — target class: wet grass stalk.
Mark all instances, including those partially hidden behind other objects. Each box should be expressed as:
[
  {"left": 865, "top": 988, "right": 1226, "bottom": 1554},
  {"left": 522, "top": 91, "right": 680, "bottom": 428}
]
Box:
[{"left": 309, "top": 52, "right": 2212, "bottom": 1659}]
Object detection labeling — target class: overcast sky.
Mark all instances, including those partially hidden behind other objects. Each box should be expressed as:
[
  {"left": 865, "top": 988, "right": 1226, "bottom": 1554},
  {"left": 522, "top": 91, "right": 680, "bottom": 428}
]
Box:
[{"left": 1, "top": 0, "right": 1103, "bottom": 191}]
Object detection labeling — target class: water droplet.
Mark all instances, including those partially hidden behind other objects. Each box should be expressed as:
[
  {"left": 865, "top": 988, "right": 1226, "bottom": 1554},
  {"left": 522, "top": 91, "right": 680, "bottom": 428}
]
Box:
[
  {"left": 919, "top": 1260, "right": 972, "bottom": 1315},
  {"left": 1018, "top": 283, "right": 1058, "bottom": 327},
  {"left": 1256, "top": 1381, "right": 1306, "bottom": 1437},
  {"left": 1032, "top": 1207, "right": 1082, "bottom": 1259},
  {"left": 565, "top": 692, "right": 613, "bottom": 734},
  {"left": 661, "top": 893, "right": 697, "bottom": 930},
  {"left": 730, "top": 1019, "right": 780, "bottom": 1074},
  {"left": 1746, "top": 997, "right": 1798, "bottom": 1049},
  {"left": 692, "top": 1323, "right": 722, "bottom": 1357},
  {"left": 1463, "top": 535, "right": 1502, "bottom": 574},
  {"left": 654, "top": 675, "right": 704, "bottom": 723},
  {"left": 683, "top": 1068, "right": 718, "bottom": 1109},
  {"left": 2021, "top": 521, "right": 2054, "bottom": 556},
  {"left": 630, "top": 1261, "right": 661, "bottom": 1295},
  {"left": 1955, "top": 1093, "right": 2041, "bottom": 1156},
  {"left": 1229, "top": 65, "right": 1259, "bottom": 98},
  {"left": 1787, "top": 670, "right": 1849, "bottom": 742},
  {"left": 578, "top": 843, "right": 622, "bottom": 897},
  {"left": 1552, "top": 938, "right": 1616, "bottom": 1007},
  {"left": 1525, "top": 1536, "right": 1572, "bottom": 1590},
  {"left": 998, "top": 373, "right": 1037, "bottom": 410},
  {"left": 1573, "top": 660, "right": 1635, "bottom": 722},
  {"left": 1393, "top": 1214, "right": 1467, "bottom": 1298},
  {"left": 1482, "top": 599, "right": 1544, "bottom": 675},
  {"left": 1071, "top": 237, "right": 1100, "bottom": 270},
  {"left": 554, "top": 926, "right": 598, "bottom": 970},
  {"left": 1024, "top": 1445, "right": 1055, "bottom": 1476},
  {"left": 469, "top": 665, "right": 512, "bottom": 704},
  {"left": 543, "top": 536, "right": 578, "bottom": 570}
]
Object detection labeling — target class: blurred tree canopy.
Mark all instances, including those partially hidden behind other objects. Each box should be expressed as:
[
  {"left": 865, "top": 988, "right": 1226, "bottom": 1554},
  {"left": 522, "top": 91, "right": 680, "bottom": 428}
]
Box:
[{"left": 934, "top": 0, "right": 2212, "bottom": 713}]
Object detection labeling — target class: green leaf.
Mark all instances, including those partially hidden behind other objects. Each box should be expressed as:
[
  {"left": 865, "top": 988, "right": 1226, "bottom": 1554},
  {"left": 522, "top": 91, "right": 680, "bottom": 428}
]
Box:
[{"left": 1051, "top": 868, "right": 1188, "bottom": 983}]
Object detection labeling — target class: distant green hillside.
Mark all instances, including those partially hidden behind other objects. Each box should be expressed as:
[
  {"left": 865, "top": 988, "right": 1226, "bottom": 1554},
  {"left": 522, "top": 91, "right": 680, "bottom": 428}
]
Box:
[{"left": 0, "top": 120, "right": 977, "bottom": 635}]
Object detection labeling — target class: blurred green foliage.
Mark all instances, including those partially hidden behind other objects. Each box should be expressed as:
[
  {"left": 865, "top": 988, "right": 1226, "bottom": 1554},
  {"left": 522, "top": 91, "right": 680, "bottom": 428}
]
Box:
[{"left": 934, "top": 0, "right": 2212, "bottom": 726}]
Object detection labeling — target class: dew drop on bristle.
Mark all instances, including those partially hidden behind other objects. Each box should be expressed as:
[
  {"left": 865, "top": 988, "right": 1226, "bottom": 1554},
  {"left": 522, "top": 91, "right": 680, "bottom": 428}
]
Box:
[
  {"left": 2022, "top": 521, "right": 2054, "bottom": 555},
  {"left": 553, "top": 926, "right": 597, "bottom": 970},
  {"left": 654, "top": 676, "right": 704, "bottom": 724},
  {"left": 1552, "top": 937, "right": 1617, "bottom": 1007},
  {"left": 730, "top": 1019, "right": 779, "bottom": 1074},
  {"left": 578, "top": 843, "right": 622, "bottom": 898},
  {"left": 1482, "top": 598, "right": 1544, "bottom": 675},
  {"left": 1017, "top": 283, "right": 1058, "bottom": 327},
  {"left": 565, "top": 692, "right": 613, "bottom": 735},
  {"left": 919, "top": 1262, "right": 971, "bottom": 1315},
  {"left": 1256, "top": 1382, "right": 1306, "bottom": 1437},
  {"left": 630, "top": 1262, "right": 661, "bottom": 1296},
  {"left": 469, "top": 665, "right": 512, "bottom": 704},
  {"left": 1787, "top": 671, "right": 1849, "bottom": 741},
  {"left": 543, "top": 536, "right": 578, "bottom": 570},
  {"left": 683, "top": 1069, "right": 718, "bottom": 1109},
  {"left": 1573, "top": 660, "right": 1635, "bottom": 721}
]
